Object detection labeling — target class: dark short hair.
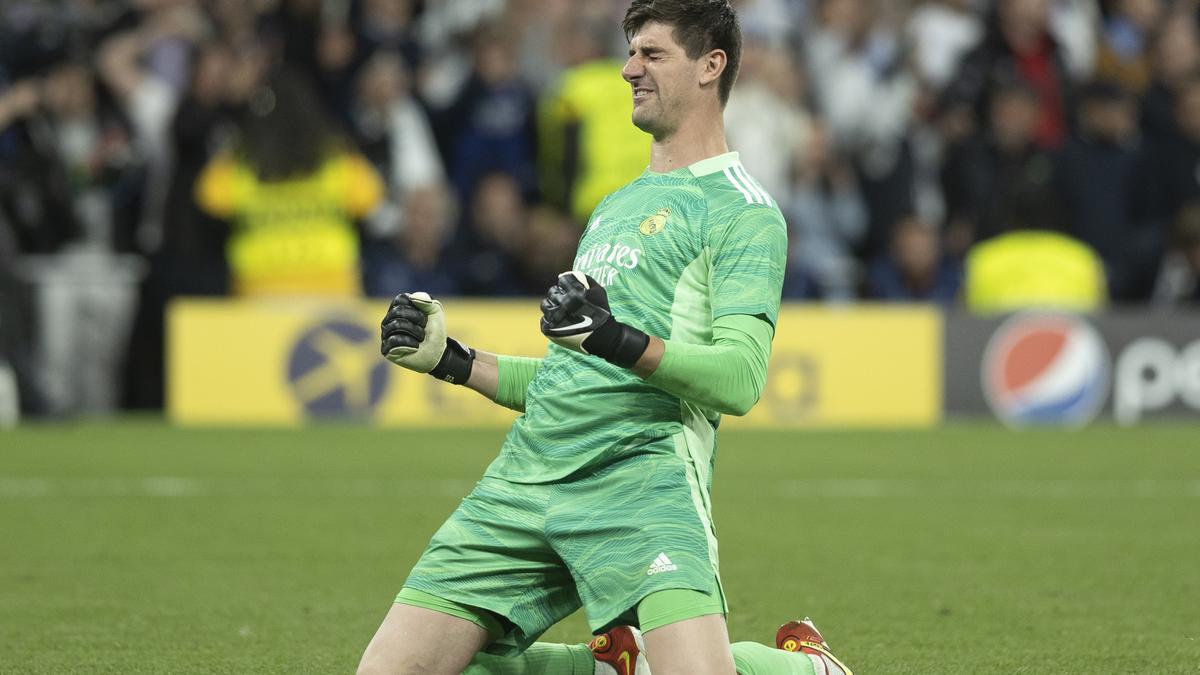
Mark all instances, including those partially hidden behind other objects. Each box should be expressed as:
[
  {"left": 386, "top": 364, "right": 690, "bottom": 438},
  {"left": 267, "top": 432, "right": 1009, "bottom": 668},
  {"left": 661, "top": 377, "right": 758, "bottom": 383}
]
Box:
[{"left": 622, "top": 0, "right": 742, "bottom": 105}]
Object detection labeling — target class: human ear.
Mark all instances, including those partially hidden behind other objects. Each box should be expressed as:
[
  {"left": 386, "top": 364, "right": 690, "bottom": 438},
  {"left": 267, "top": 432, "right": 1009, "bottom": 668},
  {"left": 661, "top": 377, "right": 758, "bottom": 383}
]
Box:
[{"left": 698, "top": 49, "right": 727, "bottom": 87}]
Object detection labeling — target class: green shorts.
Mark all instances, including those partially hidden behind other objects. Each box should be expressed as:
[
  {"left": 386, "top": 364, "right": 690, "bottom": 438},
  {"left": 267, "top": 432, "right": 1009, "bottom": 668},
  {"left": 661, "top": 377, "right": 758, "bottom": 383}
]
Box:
[{"left": 398, "top": 448, "right": 726, "bottom": 655}]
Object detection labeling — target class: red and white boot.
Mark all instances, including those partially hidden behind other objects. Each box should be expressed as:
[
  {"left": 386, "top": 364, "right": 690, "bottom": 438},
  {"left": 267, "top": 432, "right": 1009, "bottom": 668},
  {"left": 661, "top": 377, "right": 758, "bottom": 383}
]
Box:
[
  {"left": 589, "top": 625, "right": 651, "bottom": 675},
  {"left": 776, "top": 617, "right": 854, "bottom": 675}
]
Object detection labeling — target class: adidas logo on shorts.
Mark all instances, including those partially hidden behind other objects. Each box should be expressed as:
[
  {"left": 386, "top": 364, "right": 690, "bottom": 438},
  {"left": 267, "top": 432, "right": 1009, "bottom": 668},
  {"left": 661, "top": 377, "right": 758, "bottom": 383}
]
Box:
[{"left": 646, "top": 553, "right": 678, "bottom": 576}]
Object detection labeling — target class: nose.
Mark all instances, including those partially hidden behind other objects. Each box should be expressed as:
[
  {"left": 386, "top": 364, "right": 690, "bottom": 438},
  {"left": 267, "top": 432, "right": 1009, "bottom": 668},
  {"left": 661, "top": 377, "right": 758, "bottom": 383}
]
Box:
[{"left": 621, "top": 55, "right": 642, "bottom": 82}]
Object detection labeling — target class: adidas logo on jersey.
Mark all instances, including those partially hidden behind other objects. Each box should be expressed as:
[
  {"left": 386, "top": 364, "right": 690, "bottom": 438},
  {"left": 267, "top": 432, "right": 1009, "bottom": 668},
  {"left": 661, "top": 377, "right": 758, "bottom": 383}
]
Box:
[{"left": 646, "top": 553, "right": 678, "bottom": 576}]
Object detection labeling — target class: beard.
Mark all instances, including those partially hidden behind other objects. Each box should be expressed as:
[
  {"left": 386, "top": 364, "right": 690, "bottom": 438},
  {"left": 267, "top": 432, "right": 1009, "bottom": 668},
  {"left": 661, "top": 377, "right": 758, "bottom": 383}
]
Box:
[{"left": 631, "top": 99, "right": 674, "bottom": 140}]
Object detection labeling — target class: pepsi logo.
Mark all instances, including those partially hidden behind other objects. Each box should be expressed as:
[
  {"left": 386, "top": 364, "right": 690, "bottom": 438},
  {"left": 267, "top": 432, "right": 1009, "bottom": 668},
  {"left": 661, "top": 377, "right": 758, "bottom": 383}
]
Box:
[{"left": 981, "top": 313, "right": 1110, "bottom": 427}]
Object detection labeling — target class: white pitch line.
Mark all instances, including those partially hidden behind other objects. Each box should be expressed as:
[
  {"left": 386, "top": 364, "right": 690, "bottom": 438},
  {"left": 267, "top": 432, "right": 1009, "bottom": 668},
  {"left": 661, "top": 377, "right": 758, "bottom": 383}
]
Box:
[
  {"left": 0, "top": 477, "right": 49, "bottom": 497},
  {"left": 0, "top": 477, "right": 1198, "bottom": 499},
  {"left": 773, "top": 478, "right": 1200, "bottom": 500},
  {"left": 141, "top": 477, "right": 203, "bottom": 497},
  {"left": 0, "top": 477, "right": 475, "bottom": 498}
]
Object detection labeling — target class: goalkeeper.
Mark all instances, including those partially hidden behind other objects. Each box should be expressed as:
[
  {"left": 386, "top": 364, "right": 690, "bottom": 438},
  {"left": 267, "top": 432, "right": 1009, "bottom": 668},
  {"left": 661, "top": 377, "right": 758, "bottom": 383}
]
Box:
[{"left": 359, "top": 1, "right": 852, "bottom": 674}]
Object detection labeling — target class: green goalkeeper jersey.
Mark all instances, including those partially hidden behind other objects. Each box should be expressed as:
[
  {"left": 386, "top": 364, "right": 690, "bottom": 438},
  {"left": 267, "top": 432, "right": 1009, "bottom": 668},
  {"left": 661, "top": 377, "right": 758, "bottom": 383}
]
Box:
[{"left": 485, "top": 151, "right": 787, "bottom": 484}]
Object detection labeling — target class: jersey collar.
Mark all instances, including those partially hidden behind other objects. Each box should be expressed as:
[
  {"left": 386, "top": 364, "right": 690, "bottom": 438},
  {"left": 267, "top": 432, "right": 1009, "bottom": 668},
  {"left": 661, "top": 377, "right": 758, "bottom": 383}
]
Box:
[{"left": 687, "top": 151, "right": 741, "bottom": 177}]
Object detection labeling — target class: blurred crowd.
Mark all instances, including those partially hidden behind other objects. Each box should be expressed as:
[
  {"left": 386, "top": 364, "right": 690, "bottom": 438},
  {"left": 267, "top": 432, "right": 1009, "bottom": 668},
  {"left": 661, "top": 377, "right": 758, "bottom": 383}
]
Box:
[{"left": 3, "top": 0, "right": 1200, "bottom": 414}]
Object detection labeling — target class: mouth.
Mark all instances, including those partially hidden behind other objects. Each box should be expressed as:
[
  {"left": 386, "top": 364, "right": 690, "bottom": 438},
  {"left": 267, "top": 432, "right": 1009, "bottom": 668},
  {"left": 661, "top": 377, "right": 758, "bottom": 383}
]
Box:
[{"left": 632, "top": 86, "right": 654, "bottom": 104}]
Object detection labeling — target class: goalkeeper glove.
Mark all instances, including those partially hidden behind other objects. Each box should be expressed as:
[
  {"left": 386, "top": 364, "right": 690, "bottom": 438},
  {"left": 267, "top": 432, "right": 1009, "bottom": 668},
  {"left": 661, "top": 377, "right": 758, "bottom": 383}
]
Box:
[
  {"left": 539, "top": 271, "right": 650, "bottom": 369},
  {"left": 380, "top": 292, "right": 475, "bottom": 384}
]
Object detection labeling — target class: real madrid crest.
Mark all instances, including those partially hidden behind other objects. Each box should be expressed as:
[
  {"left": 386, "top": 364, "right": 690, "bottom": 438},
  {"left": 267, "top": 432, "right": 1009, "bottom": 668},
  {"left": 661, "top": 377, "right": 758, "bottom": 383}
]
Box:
[{"left": 639, "top": 207, "right": 670, "bottom": 235}]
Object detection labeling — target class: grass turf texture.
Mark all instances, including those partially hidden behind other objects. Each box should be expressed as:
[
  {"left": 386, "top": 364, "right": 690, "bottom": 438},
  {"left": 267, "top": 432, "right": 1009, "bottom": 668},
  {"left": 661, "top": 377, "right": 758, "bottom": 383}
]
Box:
[{"left": 1, "top": 422, "right": 1198, "bottom": 674}]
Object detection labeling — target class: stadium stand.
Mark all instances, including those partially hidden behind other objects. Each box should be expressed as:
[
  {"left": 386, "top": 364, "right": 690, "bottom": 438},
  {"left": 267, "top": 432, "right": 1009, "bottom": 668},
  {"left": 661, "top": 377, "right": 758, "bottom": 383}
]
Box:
[{"left": 1, "top": 0, "right": 1199, "bottom": 417}]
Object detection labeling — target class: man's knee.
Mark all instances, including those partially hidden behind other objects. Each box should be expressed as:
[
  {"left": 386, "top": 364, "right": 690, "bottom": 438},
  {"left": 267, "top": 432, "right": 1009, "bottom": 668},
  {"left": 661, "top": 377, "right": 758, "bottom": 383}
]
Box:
[
  {"left": 356, "top": 651, "right": 426, "bottom": 675},
  {"left": 358, "top": 649, "right": 453, "bottom": 675},
  {"left": 643, "top": 613, "right": 736, "bottom": 675},
  {"left": 358, "top": 639, "right": 477, "bottom": 675},
  {"left": 358, "top": 602, "right": 490, "bottom": 675}
]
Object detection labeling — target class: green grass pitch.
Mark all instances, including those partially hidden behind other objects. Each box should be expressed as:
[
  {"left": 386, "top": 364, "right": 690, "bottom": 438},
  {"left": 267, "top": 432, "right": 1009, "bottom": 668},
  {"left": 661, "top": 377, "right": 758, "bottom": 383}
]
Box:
[{"left": 2, "top": 422, "right": 1198, "bottom": 673}]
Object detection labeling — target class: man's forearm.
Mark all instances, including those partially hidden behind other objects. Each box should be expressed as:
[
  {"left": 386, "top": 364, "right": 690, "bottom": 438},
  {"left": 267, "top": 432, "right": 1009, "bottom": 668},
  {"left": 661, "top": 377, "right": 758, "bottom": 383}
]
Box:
[
  {"left": 465, "top": 351, "right": 542, "bottom": 412},
  {"left": 640, "top": 314, "right": 773, "bottom": 416},
  {"left": 464, "top": 350, "right": 500, "bottom": 401},
  {"left": 631, "top": 337, "right": 666, "bottom": 378},
  {"left": 467, "top": 317, "right": 771, "bottom": 416}
]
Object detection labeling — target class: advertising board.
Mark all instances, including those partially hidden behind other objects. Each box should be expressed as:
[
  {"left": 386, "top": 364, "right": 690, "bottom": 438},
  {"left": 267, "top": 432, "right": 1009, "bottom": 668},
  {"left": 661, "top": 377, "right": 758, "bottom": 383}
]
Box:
[
  {"left": 169, "top": 300, "right": 942, "bottom": 428},
  {"left": 944, "top": 311, "right": 1200, "bottom": 425}
]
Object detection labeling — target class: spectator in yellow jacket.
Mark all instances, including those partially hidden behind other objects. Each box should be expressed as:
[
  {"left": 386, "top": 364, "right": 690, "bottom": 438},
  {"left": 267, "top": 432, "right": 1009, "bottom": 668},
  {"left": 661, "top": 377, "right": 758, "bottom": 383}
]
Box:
[
  {"left": 195, "top": 69, "right": 383, "bottom": 297},
  {"left": 538, "top": 16, "right": 650, "bottom": 224}
]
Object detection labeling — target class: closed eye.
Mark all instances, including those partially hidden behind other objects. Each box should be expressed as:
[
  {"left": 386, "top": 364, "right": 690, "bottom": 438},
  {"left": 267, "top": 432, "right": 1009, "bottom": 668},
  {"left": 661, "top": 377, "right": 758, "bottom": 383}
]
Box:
[{"left": 629, "top": 46, "right": 666, "bottom": 59}]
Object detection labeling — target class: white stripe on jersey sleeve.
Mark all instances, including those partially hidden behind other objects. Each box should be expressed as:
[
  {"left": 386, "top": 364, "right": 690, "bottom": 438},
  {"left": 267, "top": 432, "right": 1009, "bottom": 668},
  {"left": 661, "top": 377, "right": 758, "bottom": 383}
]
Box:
[
  {"left": 723, "top": 166, "right": 756, "bottom": 204},
  {"left": 748, "top": 172, "right": 775, "bottom": 208},
  {"left": 732, "top": 164, "right": 765, "bottom": 204},
  {"left": 734, "top": 164, "right": 773, "bottom": 207}
]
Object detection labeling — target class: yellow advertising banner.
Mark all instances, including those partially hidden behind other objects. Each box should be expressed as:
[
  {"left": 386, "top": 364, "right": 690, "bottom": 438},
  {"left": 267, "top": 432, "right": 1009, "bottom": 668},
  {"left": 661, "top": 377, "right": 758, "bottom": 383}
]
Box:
[
  {"left": 168, "top": 300, "right": 941, "bottom": 428},
  {"left": 732, "top": 306, "right": 943, "bottom": 428}
]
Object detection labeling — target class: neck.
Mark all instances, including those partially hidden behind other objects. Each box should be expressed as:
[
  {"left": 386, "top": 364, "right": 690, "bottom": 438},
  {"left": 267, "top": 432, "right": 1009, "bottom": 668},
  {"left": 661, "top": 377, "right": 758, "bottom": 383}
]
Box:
[{"left": 647, "top": 103, "right": 729, "bottom": 173}]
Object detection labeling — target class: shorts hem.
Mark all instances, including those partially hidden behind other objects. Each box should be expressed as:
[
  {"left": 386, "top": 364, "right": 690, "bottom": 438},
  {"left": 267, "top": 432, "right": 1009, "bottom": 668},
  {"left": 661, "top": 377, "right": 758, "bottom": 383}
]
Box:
[
  {"left": 637, "top": 587, "right": 727, "bottom": 633},
  {"left": 640, "top": 608, "right": 725, "bottom": 633},
  {"left": 592, "top": 585, "right": 727, "bottom": 634},
  {"left": 394, "top": 586, "right": 505, "bottom": 641}
]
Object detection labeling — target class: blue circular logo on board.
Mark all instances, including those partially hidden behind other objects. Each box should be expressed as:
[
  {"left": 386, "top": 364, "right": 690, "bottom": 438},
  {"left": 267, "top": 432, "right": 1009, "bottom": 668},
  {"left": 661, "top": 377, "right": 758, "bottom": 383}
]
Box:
[{"left": 287, "top": 319, "right": 389, "bottom": 418}]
